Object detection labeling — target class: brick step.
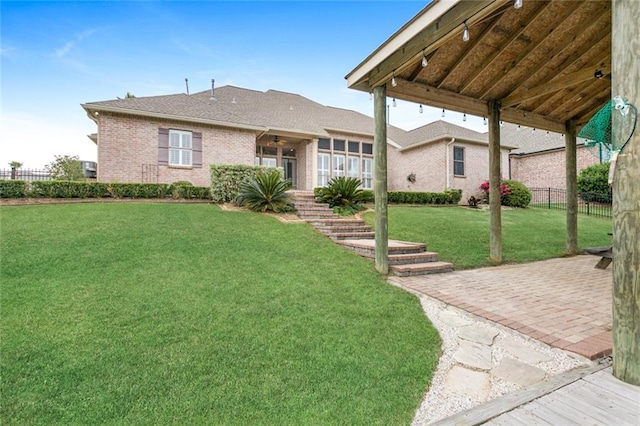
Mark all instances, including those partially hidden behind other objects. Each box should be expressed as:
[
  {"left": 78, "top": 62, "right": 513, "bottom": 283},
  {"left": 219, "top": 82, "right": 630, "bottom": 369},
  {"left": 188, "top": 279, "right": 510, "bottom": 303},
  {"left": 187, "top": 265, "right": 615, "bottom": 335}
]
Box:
[
  {"left": 299, "top": 214, "right": 339, "bottom": 220},
  {"left": 329, "top": 232, "right": 376, "bottom": 241},
  {"left": 359, "top": 251, "right": 440, "bottom": 265},
  {"left": 296, "top": 210, "right": 336, "bottom": 217},
  {"left": 315, "top": 225, "right": 373, "bottom": 234},
  {"left": 306, "top": 218, "right": 366, "bottom": 227},
  {"left": 295, "top": 206, "right": 333, "bottom": 212},
  {"left": 390, "top": 261, "right": 454, "bottom": 276},
  {"left": 338, "top": 239, "right": 427, "bottom": 255}
]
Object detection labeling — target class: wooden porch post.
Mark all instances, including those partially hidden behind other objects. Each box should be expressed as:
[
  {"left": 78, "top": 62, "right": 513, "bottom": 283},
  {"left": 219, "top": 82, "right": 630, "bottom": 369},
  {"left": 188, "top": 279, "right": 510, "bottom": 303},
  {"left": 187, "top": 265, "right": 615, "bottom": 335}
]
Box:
[
  {"left": 565, "top": 119, "right": 578, "bottom": 254},
  {"left": 373, "top": 85, "right": 389, "bottom": 274},
  {"left": 612, "top": 0, "right": 640, "bottom": 385},
  {"left": 488, "top": 100, "right": 502, "bottom": 263}
]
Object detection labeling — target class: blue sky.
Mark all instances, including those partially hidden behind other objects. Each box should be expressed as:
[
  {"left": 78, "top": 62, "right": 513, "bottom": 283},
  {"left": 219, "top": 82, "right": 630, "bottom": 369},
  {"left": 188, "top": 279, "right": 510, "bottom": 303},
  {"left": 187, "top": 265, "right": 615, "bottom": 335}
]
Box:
[{"left": 1, "top": 0, "right": 485, "bottom": 168}]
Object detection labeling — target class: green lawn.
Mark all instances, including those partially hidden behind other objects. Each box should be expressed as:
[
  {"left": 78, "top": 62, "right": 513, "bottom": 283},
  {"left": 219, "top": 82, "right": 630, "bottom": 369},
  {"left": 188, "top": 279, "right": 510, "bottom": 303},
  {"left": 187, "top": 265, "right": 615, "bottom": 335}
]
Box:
[
  {"left": 1, "top": 203, "right": 440, "bottom": 425},
  {"left": 363, "top": 206, "right": 612, "bottom": 270}
]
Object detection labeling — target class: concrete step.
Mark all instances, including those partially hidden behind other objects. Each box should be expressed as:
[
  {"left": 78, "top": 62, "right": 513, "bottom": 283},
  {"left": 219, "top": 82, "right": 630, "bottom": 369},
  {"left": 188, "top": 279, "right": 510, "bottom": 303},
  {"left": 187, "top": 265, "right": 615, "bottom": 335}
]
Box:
[
  {"left": 359, "top": 251, "right": 440, "bottom": 265},
  {"left": 296, "top": 210, "right": 336, "bottom": 218},
  {"left": 338, "top": 239, "right": 427, "bottom": 256},
  {"left": 329, "top": 232, "right": 376, "bottom": 241},
  {"left": 306, "top": 218, "right": 366, "bottom": 227},
  {"left": 315, "top": 225, "right": 373, "bottom": 234},
  {"left": 390, "top": 261, "right": 454, "bottom": 276}
]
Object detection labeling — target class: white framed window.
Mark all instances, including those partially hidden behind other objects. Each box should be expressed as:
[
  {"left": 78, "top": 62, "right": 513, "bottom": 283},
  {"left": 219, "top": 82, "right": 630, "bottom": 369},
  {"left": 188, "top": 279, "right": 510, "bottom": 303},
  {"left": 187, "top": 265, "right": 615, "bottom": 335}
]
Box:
[
  {"left": 317, "top": 153, "right": 330, "bottom": 187},
  {"left": 169, "top": 130, "right": 192, "bottom": 166},
  {"left": 333, "top": 154, "right": 345, "bottom": 177},
  {"left": 362, "top": 158, "right": 373, "bottom": 189},
  {"left": 348, "top": 156, "right": 360, "bottom": 179},
  {"left": 262, "top": 157, "right": 277, "bottom": 167},
  {"left": 453, "top": 146, "right": 465, "bottom": 176}
]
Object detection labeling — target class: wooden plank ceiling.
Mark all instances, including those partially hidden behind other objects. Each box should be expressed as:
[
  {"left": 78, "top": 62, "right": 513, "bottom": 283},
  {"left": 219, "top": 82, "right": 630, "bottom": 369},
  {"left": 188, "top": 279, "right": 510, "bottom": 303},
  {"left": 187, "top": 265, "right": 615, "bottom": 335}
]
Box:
[{"left": 347, "top": 0, "right": 612, "bottom": 133}]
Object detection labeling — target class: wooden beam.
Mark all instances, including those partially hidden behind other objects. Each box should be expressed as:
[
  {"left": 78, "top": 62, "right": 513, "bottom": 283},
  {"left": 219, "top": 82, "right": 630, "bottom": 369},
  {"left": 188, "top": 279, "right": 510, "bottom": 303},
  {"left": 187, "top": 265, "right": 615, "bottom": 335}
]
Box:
[
  {"left": 367, "top": 0, "right": 505, "bottom": 89},
  {"left": 389, "top": 78, "right": 566, "bottom": 133},
  {"left": 488, "top": 99, "right": 502, "bottom": 263},
  {"left": 565, "top": 120, "right": 578, "bottom": 255},
  {"left": 435, "top": 12, "right": 504, "bottom": 89},
  {"left": 503, "top": 63, "right": 611, "bottom": 108},
  {"left": 612, "top": 0, "right": 640, "bottom": 386},
  {"left": 373, "top": 85, "right": 388, "bottom": 275},
  {"left": 506, "top": 3, "right": 611, "bottom": 100},
  {"left": 458, "top": 0, "right": 551, "bottom": 95}
]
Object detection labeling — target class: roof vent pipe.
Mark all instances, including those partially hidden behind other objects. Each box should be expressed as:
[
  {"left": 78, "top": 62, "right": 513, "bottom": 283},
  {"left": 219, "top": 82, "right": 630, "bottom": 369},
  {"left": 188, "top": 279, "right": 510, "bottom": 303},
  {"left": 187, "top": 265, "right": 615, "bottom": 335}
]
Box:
[
  {"left": 185, "top": 78, "right": 189, "bottom": 95},
  {"left": 210, "top": 79, "right": 216, "bottom": 101}
]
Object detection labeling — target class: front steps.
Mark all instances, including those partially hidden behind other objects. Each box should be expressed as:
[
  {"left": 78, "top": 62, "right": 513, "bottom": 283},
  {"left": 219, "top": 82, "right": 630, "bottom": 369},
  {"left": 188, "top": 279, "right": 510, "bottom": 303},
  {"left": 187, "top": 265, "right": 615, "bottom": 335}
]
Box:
[{"left": 290, "top": 191, "right": 453, "bottom": 276}]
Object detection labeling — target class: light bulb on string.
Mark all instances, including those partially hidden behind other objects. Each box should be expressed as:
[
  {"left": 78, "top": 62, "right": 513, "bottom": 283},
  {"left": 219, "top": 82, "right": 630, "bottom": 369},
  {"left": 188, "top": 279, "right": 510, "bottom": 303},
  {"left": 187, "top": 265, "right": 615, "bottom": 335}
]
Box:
[
  {"left": 391, "top": 72, "right": 397, "bottom": 87},
  {"left": 462, "top": 22, "right": 470, "bottom": 42},
  {"left": 483, "top": 117, "right": 487, "bottom": 125},
  {"left": 421, "top": 50, "right": 428, "bottom": 68},
  {"left": 419, "top": 104, "right": 423, "bottom": 114},
  {"left": 463, "top": 113, "right": 467, "bottom": 122},
  {"left": 514, "top": 0, "right": 523, "bottom": 9},
  {"left": 517, "top": 125, "right": 521, "bottom": 132},
  {"left": 369, "top": 92, "right": 372, "bottom": 101},
  {"left": 441, "top": 109, "right": 445, "bottom": 118},
  {"left": 392, "top": 98, "right": 397, "bottom": 107}
]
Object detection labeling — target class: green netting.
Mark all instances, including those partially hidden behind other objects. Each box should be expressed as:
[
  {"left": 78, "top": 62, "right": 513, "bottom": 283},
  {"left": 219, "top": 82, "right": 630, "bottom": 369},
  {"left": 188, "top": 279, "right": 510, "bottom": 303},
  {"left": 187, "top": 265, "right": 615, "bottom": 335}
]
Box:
[{"left": 578, "top": 99, "right": 613, "bottom": 147}]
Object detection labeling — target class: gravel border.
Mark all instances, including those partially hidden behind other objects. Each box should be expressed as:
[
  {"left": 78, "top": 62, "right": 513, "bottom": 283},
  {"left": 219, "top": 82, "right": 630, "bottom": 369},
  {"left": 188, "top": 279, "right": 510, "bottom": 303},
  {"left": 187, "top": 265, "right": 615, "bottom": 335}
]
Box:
[{"left": 410, "top": 294, "right": 592, "bottom": 425}]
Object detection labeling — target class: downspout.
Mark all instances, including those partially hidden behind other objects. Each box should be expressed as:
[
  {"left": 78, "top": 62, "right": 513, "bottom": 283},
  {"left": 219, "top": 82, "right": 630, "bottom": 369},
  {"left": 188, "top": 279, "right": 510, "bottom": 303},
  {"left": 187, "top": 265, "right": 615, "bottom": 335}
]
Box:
[{"left": 445, "top": 138, "right": 456, "bottom": 189}]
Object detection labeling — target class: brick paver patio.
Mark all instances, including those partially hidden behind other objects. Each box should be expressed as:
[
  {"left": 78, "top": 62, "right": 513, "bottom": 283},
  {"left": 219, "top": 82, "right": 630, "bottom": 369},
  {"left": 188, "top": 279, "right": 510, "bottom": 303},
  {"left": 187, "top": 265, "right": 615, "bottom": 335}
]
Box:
[{"left": 389, "top": 255, "right": 612, "bottom": 360}]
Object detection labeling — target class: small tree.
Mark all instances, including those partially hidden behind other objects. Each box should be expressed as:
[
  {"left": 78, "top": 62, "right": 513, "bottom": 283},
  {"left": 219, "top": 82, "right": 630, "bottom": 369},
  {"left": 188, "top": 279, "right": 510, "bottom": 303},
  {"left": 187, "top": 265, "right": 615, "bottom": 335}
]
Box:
[
  {"left": 45, "top": 155, "right": 84, "bottom": 181},
  {"left": 577, "top": 162, "right": 611, "bottom": 201},
  {"left": 9, "top": 161, "right": 22, "bottom": 179}
]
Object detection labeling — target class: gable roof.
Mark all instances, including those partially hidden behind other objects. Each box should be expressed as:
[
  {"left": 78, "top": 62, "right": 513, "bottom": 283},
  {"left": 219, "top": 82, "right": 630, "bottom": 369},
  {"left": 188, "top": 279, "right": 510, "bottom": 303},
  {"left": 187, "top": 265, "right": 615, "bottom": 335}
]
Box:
[{"left": 83, "top": 85, "right": 549, "bottom": 153}]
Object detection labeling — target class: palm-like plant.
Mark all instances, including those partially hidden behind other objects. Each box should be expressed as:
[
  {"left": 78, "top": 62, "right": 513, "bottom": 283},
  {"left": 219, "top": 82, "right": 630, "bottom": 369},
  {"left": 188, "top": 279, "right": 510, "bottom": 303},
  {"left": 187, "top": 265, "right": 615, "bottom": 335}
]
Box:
[
  {"left": 237, "top": 170, "right": 293, "bottom": 212},
  {"left": 315, "top": 176, "right": 365, "bottom": 215}
]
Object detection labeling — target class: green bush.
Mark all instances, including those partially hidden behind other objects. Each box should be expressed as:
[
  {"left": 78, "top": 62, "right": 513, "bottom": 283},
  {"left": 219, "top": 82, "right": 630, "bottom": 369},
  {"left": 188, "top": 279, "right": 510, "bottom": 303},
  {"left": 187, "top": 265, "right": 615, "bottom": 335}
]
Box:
[
  {"left": 106, "top": 183, "right": 170, "bottom": 198},
  {"left": 315, "top": 176, "right": 363, "bottom": 214},
  {"left": 388, "top": 190, "right": 461, "bottom": 205},
  {"left": 360, "top": 190, "right": 374, "bottom": 203},
  {"left": 30, "top": 181, "right": 110, "bottom": 198},
  {"left": 210, "top": 164, "right": 280, "bottom": 203},
  {"left": 236, "top": 170, "right": 292, "bottom": 212},
  {"left": 501, "top": 180, "right": 531, "bottom": 208},
  {"left": 0, "top": 180, "right": 28, "bottom": 198},
  {"left": 577, "top": 162, "right": 611, "bottom": 201}
]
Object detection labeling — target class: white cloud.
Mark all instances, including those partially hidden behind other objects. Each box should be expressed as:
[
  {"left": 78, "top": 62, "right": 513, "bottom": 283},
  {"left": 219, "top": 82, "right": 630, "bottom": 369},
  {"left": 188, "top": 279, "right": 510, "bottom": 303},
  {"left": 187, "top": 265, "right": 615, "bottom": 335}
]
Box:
[{"left": 53, "top": 29, "right": 96, "bottom": 58}]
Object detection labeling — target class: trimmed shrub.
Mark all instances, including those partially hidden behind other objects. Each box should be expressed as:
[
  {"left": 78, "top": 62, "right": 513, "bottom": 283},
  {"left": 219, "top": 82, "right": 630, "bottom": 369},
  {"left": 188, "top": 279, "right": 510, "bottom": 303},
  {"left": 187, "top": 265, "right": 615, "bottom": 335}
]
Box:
[
  {"left": 313, "top": 188, "right": 461, "bottom": 205},
  {"left": 578, "top": 162, "right": 611, "bottom": 201},
  {"left": 210, "top": 164, "right": 280, "bottom": 203},
  {"left": 237, "top": 170, "right": 292, "bottom": 212},
  {"left": 106, "top": 183, "right": 170, "bottom": 199},
  {"left": 315, "top": 177, "right": 366, "bottom": 216},
  {"left": 360, "top": 190, "right": 374, "bottom": 203},
  {"left": 30, "top": 181, "right": 110, "bottom": 198},
  {"left": 501, "top": 180, "right": 531, "bottom": 208},
  {"left": 0, "top": 180, "right": 28, "bottom": 198}
]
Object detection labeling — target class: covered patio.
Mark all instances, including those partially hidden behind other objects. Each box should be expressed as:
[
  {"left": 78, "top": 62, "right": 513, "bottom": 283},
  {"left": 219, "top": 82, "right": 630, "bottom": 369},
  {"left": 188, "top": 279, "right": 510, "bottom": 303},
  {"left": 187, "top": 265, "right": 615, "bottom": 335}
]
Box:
[{"left": 346, "top": 0, "right": 638, "bottom": 384}]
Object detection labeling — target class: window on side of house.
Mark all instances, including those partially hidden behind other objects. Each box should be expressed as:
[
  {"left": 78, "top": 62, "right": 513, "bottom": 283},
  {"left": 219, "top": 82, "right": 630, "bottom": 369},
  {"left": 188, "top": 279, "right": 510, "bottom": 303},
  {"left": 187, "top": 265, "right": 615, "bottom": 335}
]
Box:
[
  {"left": 347, "top": 156, "right": 359, "bottom": 179},
  {"left": 453, "top": 146, "right": 465, "bottom": 176},
  {"left": 169, "top": 130, "right": 193, "bottom": 166},
  {"left": 362, "top": 158, "right": 373, "bottom": 189},
  {"left": 317, "top": 153, "right": 330, "bottom": 187},
  {"left": 362, "top": 143, "right": 373, "bottom": 155},
  {"left": 333, "top": 154, "right": 346, "bottom": 177}
]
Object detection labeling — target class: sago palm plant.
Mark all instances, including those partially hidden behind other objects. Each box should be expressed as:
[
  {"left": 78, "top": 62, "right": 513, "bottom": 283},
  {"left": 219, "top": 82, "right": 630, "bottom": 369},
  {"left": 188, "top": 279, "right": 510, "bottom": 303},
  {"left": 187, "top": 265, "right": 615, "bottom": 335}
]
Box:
[
  {"left": 237, "top": 170, "right": 293, "bottom": 212},
  {"left": 315, "top": 176, "right": 366, "bottom": 215}
]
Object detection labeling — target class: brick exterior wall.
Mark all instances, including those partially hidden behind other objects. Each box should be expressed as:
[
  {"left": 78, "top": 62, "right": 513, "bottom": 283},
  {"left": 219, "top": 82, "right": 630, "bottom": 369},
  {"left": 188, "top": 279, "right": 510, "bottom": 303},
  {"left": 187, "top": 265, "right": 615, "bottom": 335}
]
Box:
[
  {"left": 510, "top": 146, "right": 600, "bottom": 190},
  {"left": 388, "top": 139, "right": 510, "bottom": 202},
  {"left": 97, "top": 113, "right": 256, "bottom": 186}
]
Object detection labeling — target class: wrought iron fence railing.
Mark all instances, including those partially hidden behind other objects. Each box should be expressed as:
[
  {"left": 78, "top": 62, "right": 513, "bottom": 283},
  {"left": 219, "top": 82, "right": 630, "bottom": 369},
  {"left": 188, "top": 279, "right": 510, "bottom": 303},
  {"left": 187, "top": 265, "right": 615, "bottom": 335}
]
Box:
[
  {"left": 0, "top": 169, "right": 51, "bottom": 181},
  {"left": 529, "top": 187, "right": 612, "bottom": 219}
]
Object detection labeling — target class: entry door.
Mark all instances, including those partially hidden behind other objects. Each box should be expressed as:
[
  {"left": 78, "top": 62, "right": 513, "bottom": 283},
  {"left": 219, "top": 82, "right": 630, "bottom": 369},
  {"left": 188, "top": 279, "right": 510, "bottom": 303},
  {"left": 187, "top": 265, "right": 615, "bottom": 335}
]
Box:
[{"left": 282, "top": 158, "right": 297, "bottom": 188}]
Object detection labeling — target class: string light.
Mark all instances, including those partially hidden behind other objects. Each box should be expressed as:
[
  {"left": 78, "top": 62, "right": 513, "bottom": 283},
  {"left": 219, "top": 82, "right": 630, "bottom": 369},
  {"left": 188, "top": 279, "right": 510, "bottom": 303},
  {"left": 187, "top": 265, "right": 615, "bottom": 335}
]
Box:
[
  {"left": 391, "top": 71, "right": 397, "bottom": 87},
  {"left": 462, "top": 21, "right": 470, "bottom": 42},
  {"left": 392, "top": 98, "right": 397, "bottom": 107},
  {"left": 546, "top": 131, "right": 550, "bottom": 137},
  {"left": 463, "top": 113, "right": 467, "bottom": 122},
  {"left": 483, "top": 117, "right": 487, "bottom": 125},
  {"left": 514, "top": 0, "right": 523, "bottom": 9},
  {"left": 369, "top": 92, "right": 372, "bottom": 100},
  {"left": 441, "top": 109, "right": 445, "bottom": 118},
  {"left": 517, "top": 125, "right": 521, "bottom": 132},
  {"left": 500, "top": 121, "right": 504, "bottom": 127},
  {"left": 421, "top": 49, "right": 428, "bottom": 68},
  {"left": 419, "top": 104, "right": 423, "bottom": 113}
]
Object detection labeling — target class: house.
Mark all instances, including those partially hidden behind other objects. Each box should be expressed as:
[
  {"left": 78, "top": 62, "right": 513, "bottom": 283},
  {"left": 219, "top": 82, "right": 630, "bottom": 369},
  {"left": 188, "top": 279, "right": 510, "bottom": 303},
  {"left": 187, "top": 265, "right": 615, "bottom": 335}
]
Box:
[
  {"left": 83, "top": 85, "right": 519, "bottom": 201},
  {"left": 506, "top": 124, "right": 604, "bottom": 189}
]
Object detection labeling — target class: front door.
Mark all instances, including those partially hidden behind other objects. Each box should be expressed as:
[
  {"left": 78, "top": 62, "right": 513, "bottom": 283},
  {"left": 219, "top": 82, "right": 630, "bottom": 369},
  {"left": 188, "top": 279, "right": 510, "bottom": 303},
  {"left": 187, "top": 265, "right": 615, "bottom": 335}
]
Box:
[{"left": 282, "top": 158, "right": 297, "bottom": 188}]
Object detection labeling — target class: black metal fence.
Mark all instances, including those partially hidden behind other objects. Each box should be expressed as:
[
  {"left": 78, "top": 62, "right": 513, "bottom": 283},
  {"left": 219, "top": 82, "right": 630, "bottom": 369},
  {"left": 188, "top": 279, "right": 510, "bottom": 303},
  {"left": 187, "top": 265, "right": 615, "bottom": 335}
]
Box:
[
  {"left": 0, "top": 169, "right": 51, "bottom": 181},
  {"left": 529, "top": 187, "right": 612, "bottom": 219}
]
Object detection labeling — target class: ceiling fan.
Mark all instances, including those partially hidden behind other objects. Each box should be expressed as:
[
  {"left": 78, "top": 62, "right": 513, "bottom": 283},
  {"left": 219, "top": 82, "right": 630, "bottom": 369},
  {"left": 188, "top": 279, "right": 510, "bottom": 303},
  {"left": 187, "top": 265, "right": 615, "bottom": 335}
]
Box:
[{"left": 269, "top": 135, "right": 287, "bottom": 146}]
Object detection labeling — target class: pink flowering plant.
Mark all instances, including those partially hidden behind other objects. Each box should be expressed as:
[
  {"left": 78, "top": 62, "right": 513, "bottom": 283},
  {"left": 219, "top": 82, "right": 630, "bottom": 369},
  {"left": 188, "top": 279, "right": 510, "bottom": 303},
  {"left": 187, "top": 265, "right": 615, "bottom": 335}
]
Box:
[
  {"left": 479, "top": 179, "right": 532, "bottom": 208},
  {"left": 480, "top": 179, "right": 511, "bottom": 204}
]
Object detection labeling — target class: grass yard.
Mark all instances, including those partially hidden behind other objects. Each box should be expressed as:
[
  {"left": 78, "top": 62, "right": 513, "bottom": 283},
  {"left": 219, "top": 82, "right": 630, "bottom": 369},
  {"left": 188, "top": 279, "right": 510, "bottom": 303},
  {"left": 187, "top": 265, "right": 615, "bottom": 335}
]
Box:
[
  {"left": 363, "top": 206, "right": 612, "bottom": 270},
  {"left": 1, "top": 203, "right": 440, "bottom": 425}
]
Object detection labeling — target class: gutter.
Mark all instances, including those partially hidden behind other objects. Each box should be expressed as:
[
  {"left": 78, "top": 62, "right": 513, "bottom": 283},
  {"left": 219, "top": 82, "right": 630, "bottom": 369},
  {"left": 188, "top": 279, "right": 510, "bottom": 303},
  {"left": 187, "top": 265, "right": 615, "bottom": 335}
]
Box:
[{"left": 445, "top": 137, "right": 455, "bottom": 189}]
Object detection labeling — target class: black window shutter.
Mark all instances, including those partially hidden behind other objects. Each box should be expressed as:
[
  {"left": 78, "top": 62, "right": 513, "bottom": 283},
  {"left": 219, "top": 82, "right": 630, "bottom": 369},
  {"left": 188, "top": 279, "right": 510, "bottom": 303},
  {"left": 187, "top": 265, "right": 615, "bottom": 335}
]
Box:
[
  {"left": 193, "top": 132, "right": 202, "bottom": 168},
  {"left": 158, "top": 128, "right": 169, "bottom": 165}
]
